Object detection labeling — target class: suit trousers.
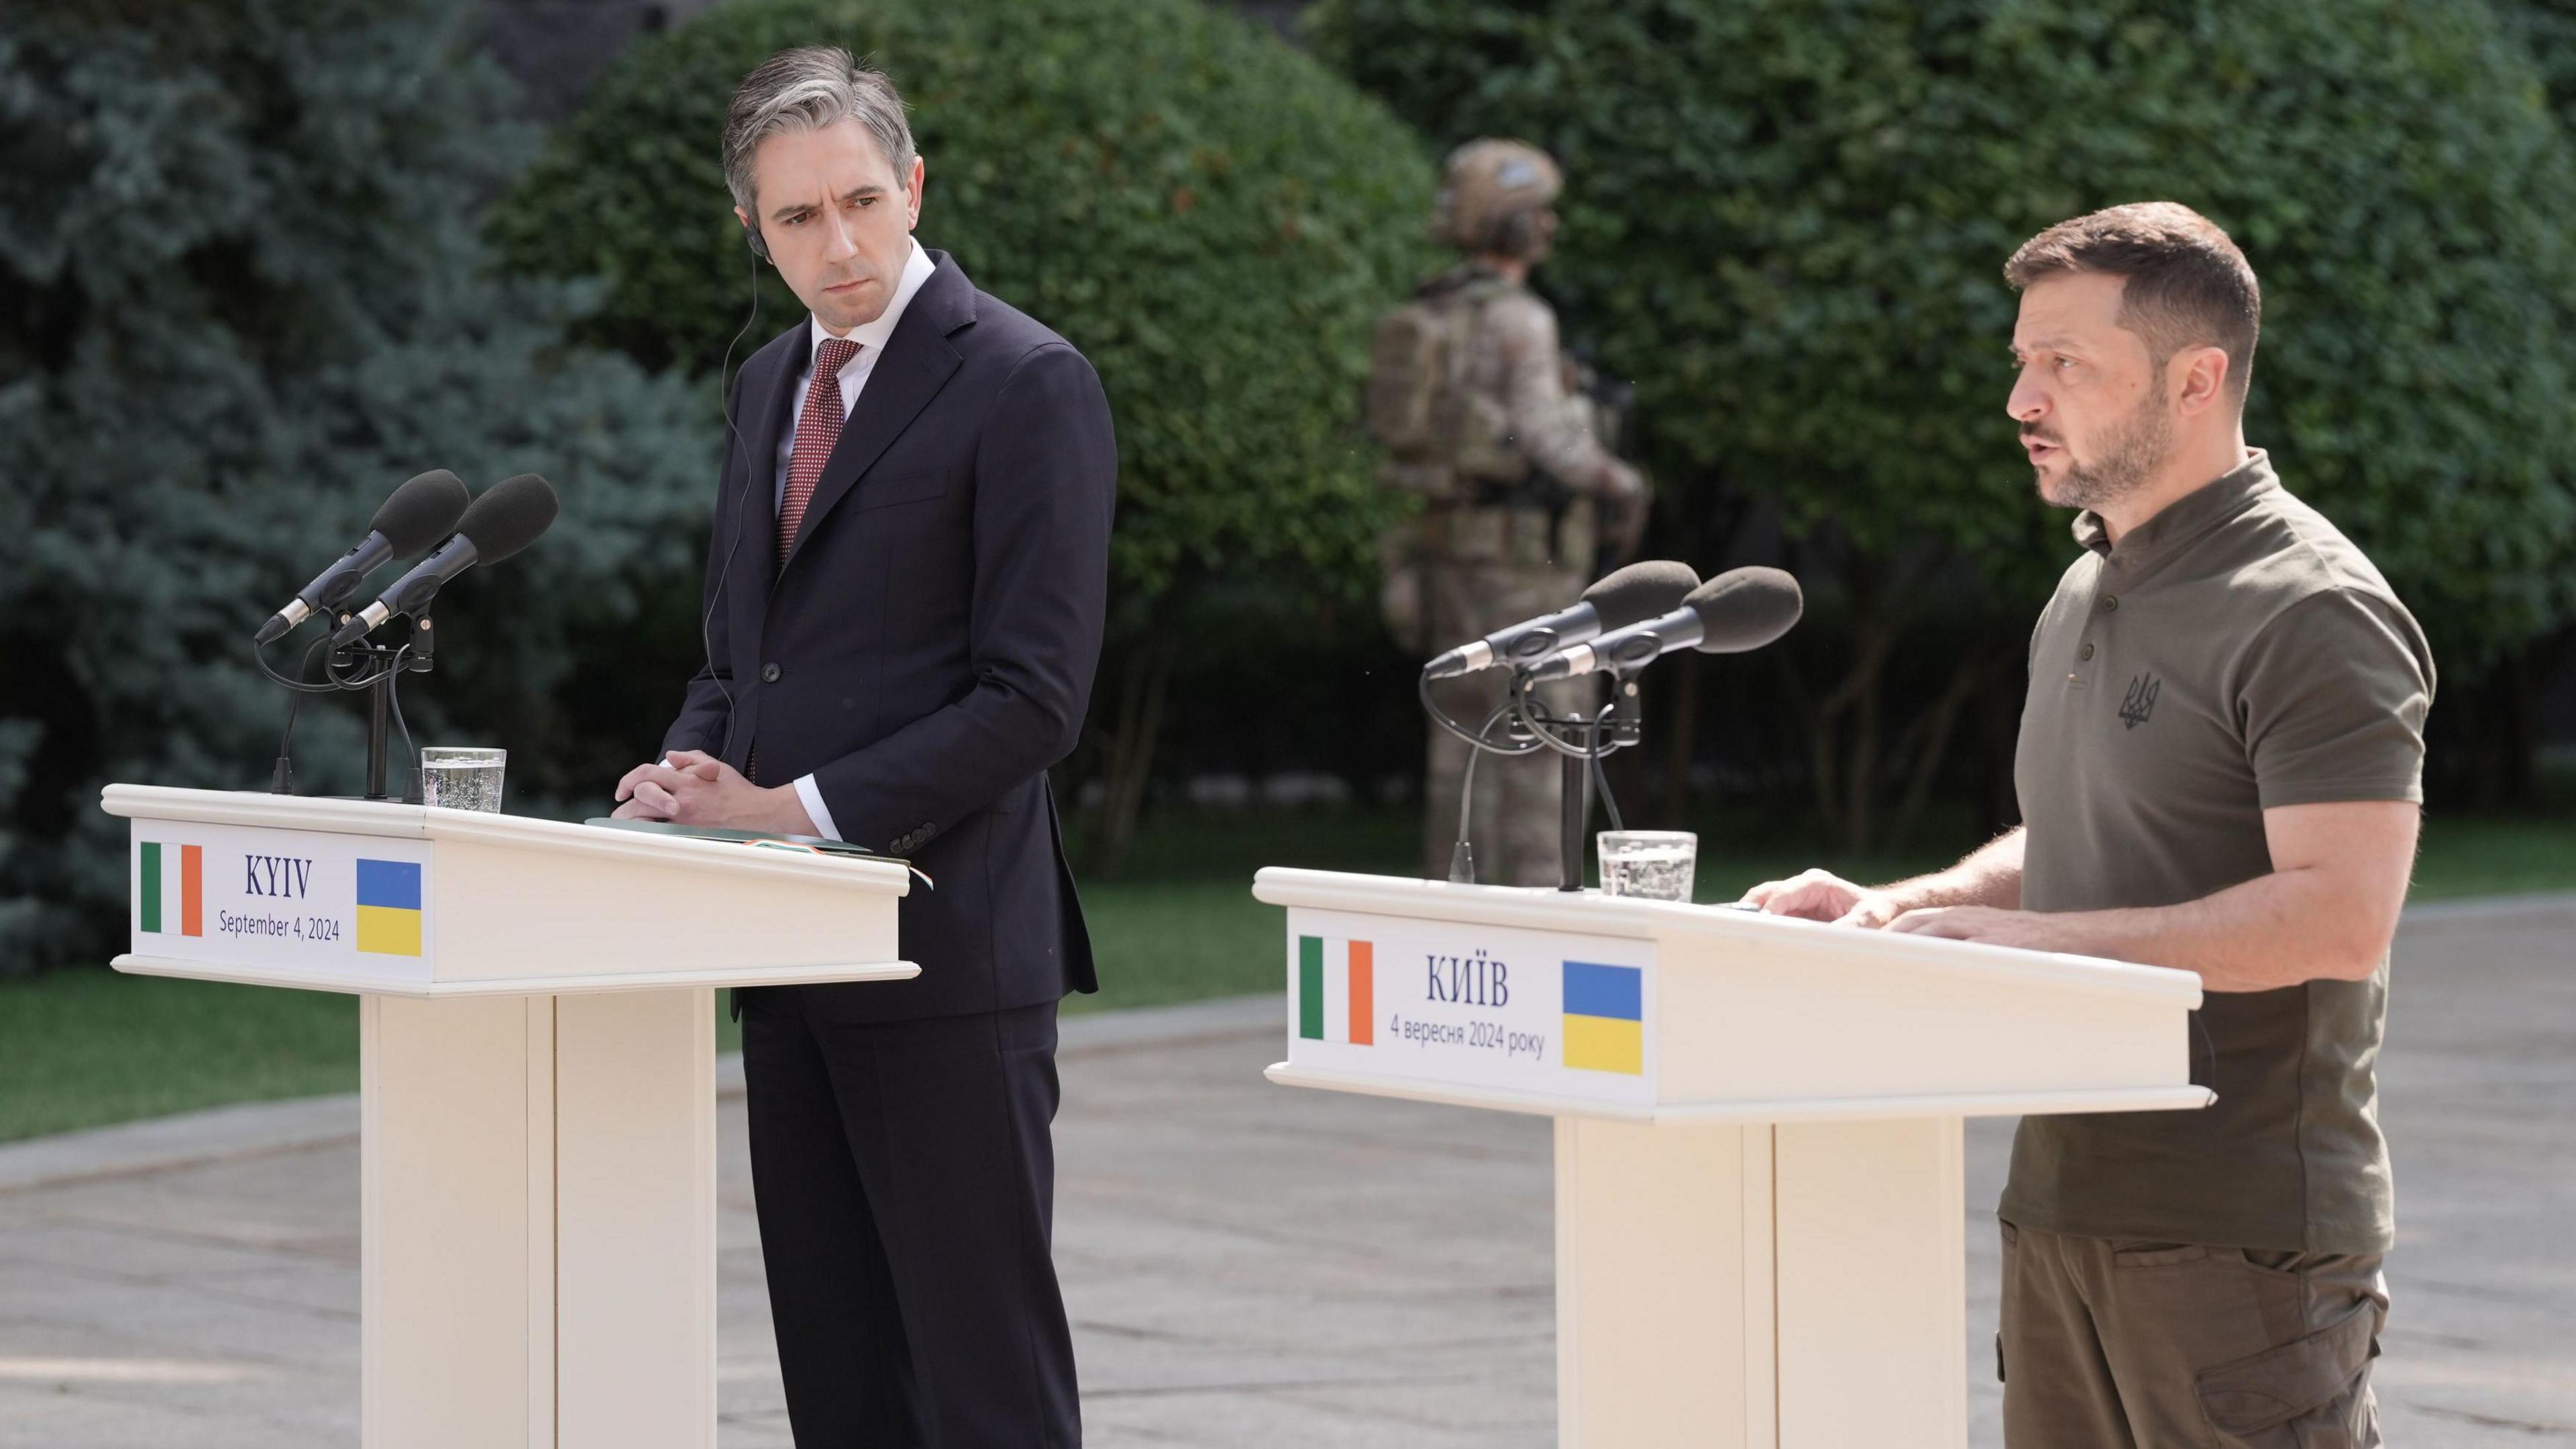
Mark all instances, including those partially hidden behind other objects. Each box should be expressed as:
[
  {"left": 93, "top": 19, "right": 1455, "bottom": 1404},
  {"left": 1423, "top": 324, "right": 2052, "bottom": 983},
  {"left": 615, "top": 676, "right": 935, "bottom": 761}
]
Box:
[
  {"left": 741, "top": 992, "right": 1081, "bottom": 1448},
  {"left": 1998, "top": 1220, "right": 2385, "bottom": 1448}
]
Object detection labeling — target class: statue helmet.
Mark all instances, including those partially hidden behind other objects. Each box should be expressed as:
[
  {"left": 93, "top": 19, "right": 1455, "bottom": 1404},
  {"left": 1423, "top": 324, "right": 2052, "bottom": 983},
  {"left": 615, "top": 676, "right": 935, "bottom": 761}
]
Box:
[{"left": 1432, "top": 138, "right": 1563, "bottom": 254}]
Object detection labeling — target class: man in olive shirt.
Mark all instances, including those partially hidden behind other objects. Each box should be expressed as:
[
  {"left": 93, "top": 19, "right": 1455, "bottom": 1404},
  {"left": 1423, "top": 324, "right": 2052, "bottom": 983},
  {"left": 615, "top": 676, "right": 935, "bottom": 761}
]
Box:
[{"left": 1747, "top": 203, "right": 2432, "bottom": 1447}]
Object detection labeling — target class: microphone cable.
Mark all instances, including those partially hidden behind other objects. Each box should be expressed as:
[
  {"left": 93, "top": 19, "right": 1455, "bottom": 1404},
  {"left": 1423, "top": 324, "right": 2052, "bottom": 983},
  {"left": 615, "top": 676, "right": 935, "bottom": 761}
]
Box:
[
  {"left": 1448, "top": 705, "right": 1514, "bottom": 883},
  {"left": 266, "top": 635, "right": 332, "bottom": 792},
  {"left": 386, "top": 646, "right": 419, "bottom": 802},
  {"left": 255, "top": 633, "right": 392, "bottom": 694},
  {"left": 702, "top": 246, "right": 765, "bottom": 763},
  {"left": 1443, "top": 699, "right": 1622, "bottom": 880},
  {"left": 1417, "top": 669, "right": 1548, "bottom": 757},
  {"left": 1587, "top": 700, "right": 1624, "bottom": 833}
]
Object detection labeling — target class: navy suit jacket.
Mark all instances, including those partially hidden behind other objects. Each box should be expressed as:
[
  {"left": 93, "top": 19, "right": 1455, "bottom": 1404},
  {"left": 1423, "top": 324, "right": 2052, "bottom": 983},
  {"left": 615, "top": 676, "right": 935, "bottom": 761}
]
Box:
[{"left": 663, "top": 252, "right": 1114, "bottom": 1022}]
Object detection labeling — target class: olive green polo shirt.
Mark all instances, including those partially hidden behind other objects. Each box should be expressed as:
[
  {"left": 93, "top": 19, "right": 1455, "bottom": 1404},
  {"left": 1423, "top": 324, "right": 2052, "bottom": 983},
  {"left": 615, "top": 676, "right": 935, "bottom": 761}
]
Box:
[{"left": 2001, "top": 449, "right": 2434, "bottom": 1254}]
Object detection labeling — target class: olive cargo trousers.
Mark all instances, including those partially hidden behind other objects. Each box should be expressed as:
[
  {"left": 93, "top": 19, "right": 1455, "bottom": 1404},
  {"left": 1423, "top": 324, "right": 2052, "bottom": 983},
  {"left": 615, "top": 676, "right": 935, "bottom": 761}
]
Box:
[{"left": 1998, "top": 1220, "right": 2386, "bottom": 1448}]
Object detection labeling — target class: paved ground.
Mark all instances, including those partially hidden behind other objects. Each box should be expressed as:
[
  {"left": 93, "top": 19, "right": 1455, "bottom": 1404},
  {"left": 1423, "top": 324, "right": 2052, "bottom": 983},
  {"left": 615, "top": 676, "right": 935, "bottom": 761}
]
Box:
[{"left": 1, "top": 898, "right": 2571, "bottom": 1446}]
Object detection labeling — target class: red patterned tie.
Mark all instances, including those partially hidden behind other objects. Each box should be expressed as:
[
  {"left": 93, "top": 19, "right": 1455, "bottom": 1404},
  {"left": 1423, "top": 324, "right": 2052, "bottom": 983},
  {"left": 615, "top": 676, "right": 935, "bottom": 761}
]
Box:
[{"left": 777, "top": 336, "right": 862, "bottom": 566}]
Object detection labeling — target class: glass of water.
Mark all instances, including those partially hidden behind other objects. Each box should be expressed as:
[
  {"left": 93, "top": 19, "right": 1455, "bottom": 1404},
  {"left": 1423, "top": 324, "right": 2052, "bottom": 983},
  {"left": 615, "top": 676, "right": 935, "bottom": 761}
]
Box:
[
  {"left": 1598, "top": 830, "right": 1697, "bottom": 902},
  {"left": 419, "top": 747, "right": 507, "bottom": 812}
]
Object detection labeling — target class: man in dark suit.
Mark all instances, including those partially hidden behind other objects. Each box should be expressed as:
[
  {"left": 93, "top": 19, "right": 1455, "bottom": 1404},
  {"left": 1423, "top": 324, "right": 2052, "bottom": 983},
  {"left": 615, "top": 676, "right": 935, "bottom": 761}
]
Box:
[{"left": 611, "top": 46, "right": 1111, "bottom": 1448}]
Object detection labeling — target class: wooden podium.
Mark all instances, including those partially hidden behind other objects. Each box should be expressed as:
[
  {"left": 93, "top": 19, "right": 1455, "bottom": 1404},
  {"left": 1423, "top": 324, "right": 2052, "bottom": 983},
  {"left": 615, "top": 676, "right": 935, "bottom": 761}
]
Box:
[
  {"left": 1255, "top": 867, "right": 2211, "bottom": 1449},
  {"left": 103, "top": 785, "right": 916, "bottom": 1449}
]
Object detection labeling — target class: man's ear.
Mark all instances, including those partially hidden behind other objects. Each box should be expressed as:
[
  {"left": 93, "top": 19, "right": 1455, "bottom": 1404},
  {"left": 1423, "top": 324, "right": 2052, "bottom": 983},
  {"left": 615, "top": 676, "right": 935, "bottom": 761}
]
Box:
[
  {"left": 2174, "top": 345, "right": 2232, "bottom": 418},
  {"left": 906, "top": 156, "right": 925, "bottom": 230},
  {"left": 735, "top": 204, "right": 753, "bottom": 233}
]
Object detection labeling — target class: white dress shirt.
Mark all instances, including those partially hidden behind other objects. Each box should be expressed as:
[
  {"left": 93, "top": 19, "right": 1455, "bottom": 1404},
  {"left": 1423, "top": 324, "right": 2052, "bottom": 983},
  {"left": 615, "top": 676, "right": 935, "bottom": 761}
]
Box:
[{"left": 783, "top": 239, "right": 938, "bottom": 842}]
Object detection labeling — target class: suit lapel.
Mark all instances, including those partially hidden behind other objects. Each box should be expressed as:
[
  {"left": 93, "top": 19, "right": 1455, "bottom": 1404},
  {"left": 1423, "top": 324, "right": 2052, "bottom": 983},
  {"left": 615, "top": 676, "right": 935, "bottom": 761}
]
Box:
[{"left": 777, "top": 255, "right": 975, "bottom": 579}]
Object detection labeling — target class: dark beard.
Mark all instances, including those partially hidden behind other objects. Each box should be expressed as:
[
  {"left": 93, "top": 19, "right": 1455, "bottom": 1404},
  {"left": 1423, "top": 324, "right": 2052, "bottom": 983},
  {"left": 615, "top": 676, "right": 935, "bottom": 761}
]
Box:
[{"left": 2041, "top": 392, "right": 2171, "bottom": 511}]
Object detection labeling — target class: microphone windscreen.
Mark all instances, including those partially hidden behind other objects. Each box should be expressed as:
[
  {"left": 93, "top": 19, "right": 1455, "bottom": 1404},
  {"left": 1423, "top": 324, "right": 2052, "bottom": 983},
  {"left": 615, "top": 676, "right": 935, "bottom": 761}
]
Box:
[
  {"left": 455, "top": 474, "right": 560, "bottom": 565},
  {"left": 1580, "top": 559, "right": 1701, "bottom": 631},
  {"left": 1684, "top": 567, "right": 1803, "bottom": 653},
  {"left": 370, "top": 470, "right": 472, "bottom": 556}
]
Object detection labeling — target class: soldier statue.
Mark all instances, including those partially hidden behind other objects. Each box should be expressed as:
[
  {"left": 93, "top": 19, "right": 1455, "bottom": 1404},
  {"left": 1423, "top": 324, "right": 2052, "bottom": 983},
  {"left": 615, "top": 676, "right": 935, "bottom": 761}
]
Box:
[{"left": 1368, "top": 139, "right": 1650, "bottom": 885}]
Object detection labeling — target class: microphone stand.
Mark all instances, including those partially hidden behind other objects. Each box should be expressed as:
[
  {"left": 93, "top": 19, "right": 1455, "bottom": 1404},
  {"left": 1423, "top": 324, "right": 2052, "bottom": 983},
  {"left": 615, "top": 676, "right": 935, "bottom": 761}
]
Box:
[
  {"left": 1558, "top": 730, "right": 1589, "bottom": 893},
  {"left": 339, "top": 639, "right": 403, "bottom": 802},
  {"left": 1515, "top": 669, "right": 1643, "bottom": 894},
  {"left": 320, "top": 620, "right": 430, "bottom": 803},
  {"left": 1418, "top": 669, "right": 1550, "bottom": 886},
  {"left": 1421, "top": 661, "right": 1644, "bottom": 893}
]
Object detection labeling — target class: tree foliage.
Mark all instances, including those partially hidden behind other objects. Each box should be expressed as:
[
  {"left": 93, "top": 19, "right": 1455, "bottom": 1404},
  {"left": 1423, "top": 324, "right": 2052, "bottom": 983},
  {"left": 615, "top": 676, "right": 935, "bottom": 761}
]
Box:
[
  {"left": 1315, "top": 0, "right": 2576, "bottom": 843},
  {"left": 0, "top": 0, "right": 716, "bottom": 969},
  {"left": 2503, "top": 0, "right": 2576, "bottom": 121},
  {"left": 1313, "top": 0, "right": 2576, "bottom": 669},
  {"left": 492, "top": 0, "right": 1438, "bottom": 607}
]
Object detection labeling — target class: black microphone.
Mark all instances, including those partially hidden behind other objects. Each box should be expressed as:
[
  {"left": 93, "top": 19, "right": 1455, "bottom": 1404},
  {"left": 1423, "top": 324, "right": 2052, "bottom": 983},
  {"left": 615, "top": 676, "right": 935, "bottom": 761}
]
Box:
[
  {"left": 1521, "top": 567, "right": 1803, "bottom": 680},
  {"left": 1421, "top": 559, "right": 1701, "bottom": 679},
  {"left": 328, "top": 474, "right": 560, "bottom": 647},
  {"left": 254, "top": 471, "right": 470, "bottom": 644}
]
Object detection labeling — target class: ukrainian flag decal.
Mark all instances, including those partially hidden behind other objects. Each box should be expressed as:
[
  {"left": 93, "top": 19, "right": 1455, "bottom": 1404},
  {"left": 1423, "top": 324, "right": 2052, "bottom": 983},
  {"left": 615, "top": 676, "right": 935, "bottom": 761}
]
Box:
[
  {"left": 355, "top": 859, "right": 423, "bottom": 957},
  {"left": 1561, "top": 961, "right": 1644, "bottom": 1075}
]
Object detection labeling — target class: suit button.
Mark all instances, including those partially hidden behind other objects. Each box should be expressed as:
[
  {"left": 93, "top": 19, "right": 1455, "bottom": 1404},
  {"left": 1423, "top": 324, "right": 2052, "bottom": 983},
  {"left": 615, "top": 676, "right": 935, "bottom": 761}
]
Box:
[
  {"left": 2080, "top": 643, "right": 2096, "bottom": 661},
  {"left": 2102, "top": 596, "right": 2120, "bottom": 612},
  {"left": 761, "top": 663, "right": 782, "bottom": 683}
]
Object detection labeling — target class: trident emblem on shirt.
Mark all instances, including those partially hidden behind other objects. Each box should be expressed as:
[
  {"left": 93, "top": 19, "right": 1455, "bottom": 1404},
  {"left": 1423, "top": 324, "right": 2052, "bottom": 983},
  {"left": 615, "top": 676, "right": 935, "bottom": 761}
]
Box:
[{"left": 2120, "top": 673, "right": 2161, "bottom": 731}]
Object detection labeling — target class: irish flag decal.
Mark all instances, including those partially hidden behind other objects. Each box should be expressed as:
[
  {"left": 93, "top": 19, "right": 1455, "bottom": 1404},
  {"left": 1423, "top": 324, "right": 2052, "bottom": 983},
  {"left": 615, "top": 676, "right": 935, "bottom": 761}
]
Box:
[
  {"left": 1297, "top": 935, "right": 1375, "bottom": 1045},
  {"left": 138, "top": 841, "right": 204, "bottom": 938}
]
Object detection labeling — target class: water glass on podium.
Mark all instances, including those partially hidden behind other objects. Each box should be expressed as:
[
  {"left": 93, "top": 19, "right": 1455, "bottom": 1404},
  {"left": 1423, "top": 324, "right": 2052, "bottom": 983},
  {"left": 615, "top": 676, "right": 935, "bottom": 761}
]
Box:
[
  {"left": 1597, "top": 830, "right": 1696, "bottom": 901},
  {"left": 420, "top": 747, "right": 507, "bottom": 812}
]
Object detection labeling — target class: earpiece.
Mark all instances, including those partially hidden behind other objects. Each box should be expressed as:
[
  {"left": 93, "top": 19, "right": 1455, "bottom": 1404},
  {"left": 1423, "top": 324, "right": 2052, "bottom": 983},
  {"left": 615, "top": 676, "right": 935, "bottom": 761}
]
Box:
[{"left": 745, "top": 224, "right": 770, "bottom": 263}]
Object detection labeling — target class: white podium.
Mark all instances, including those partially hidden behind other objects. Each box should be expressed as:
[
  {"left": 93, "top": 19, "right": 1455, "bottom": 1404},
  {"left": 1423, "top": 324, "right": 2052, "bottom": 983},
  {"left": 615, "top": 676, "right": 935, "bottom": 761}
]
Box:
[
  {"left": 1256, "top": 867, "right": 2212, "bottom": 1449},
  {"left": 103, "top": 785, "right": 916, "bottom": 1449}
]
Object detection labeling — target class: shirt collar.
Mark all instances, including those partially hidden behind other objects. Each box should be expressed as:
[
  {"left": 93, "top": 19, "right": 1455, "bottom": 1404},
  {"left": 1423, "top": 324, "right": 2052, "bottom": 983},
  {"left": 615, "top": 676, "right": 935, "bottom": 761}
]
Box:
[
  {"left": 807, "top": 239, "right": 936, "bottom": 362},
  {"left": 2072, "top": 447, "right": 2277, "bottom": 566}
]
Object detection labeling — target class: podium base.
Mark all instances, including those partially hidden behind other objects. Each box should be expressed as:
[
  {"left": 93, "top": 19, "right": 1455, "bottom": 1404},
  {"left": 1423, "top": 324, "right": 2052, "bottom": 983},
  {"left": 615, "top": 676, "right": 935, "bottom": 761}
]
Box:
[
  {"left": 1556, "top": 1115, "right": 1968, "bottom": 1449},
  {"left": 362, "top": 988, "right": 716, "bottom": 1449}
]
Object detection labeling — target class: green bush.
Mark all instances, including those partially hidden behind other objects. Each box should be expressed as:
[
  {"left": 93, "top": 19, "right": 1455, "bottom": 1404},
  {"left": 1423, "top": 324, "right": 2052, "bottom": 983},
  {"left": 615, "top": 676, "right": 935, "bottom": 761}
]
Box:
[
  {"left": 492, "top": 0, "right": 1436, "bottom": 606},
  {"left": 0, "top": 1, "right": 717, "bottom": 970},
  {"left": 2504, "top": 0, "right": 2576, "bottom": 121},
  {"left": 1316, "top": 0, "right": 2576, "bottom": 839}
]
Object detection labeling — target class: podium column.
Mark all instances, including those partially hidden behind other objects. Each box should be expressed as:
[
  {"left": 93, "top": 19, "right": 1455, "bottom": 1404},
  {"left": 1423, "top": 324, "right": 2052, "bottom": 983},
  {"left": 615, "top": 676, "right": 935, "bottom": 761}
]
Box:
[
  {"left": 1773, "top": 1117, "right": 1967, "bottom": 1449},
  {"left": 1554, "top": 1114, "right": 1966, "bottom": 1449},
  {"left": 361, "top": 994, "right": 553, "bottom": 1448},
  {"left": 360, "top": 987, "right": 716, "bottom": 1449},
  {"left": 553, "top": 987, "right": 718, "bottom": 1447}
]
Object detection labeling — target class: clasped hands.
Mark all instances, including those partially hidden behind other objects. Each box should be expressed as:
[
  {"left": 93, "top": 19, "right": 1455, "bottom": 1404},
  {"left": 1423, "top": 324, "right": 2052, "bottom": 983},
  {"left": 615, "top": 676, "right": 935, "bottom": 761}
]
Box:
[
  {"left": 1739, "top": 868, "right": 2062, "bottom": 951},
  {"left": 612, "top": 749, "right": 817, "bottom": 836}
]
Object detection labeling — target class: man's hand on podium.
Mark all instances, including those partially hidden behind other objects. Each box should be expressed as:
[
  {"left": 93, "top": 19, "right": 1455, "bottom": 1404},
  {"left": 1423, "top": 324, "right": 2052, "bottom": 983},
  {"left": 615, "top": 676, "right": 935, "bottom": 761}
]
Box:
[
  {"left": 1743, "top": 828, "right": 2027, "bottom": 933},
  {"left": 1884, "top": 906, "right": 2069, "bottom": 951},
  {"left": 1739, "top": 869, "right": 1905, "bottom": 928},
  {"left": 610, "top": 749, "right": 820, "bottom": 837}
]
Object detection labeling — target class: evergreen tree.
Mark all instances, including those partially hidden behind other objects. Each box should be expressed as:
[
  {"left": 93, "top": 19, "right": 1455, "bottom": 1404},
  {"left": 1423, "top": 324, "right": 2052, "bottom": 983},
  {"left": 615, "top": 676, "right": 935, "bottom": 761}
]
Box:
[{"left": 0, "top": 0, "right": 718, "bottom": 971}]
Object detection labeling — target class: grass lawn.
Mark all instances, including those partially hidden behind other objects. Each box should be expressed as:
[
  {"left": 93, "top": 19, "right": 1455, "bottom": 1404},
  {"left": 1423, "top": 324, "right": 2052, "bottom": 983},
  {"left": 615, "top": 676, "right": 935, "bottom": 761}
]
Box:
[
  {"left": 3, "top": 802, "right": 2569, "bottom": 1144},
  {"left": 0, "top": 969, "right": 358, "bottom": 1145}
]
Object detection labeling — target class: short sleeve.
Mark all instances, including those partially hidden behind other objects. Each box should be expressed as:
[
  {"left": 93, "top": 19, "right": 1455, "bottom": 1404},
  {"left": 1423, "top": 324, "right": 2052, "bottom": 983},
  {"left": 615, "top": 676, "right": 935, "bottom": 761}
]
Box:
[{"left": 2237, "top": 589, "right": 2434, "bottom": 809}]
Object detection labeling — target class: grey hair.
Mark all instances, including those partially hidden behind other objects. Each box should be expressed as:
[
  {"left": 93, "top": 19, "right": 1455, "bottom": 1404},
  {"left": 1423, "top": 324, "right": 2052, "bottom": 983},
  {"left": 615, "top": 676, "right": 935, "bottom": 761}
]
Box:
[{"left": 721, "top": 46, "right": 916, "bottom": 216}]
